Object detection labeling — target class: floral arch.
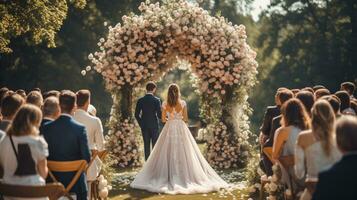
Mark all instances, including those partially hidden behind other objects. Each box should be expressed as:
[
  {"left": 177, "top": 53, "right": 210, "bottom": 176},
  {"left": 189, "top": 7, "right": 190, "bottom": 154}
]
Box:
[{"left": 87, "top": 0, "right": 258, "bottom": 169}]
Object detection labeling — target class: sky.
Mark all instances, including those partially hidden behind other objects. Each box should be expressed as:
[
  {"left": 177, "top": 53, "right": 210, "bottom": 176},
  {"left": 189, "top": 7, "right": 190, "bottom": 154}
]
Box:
[{"left": 251, "top": 0, "right": 271, "bottom": 21}]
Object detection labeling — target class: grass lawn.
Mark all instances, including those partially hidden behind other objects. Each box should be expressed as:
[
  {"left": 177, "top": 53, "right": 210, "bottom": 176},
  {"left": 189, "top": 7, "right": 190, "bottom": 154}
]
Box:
[{"left": 107, "top": 144, "right": 251, "bottom": 200}]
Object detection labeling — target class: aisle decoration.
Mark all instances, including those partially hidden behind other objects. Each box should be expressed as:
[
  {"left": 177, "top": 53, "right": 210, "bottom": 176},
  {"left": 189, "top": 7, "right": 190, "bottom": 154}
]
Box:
[{"left": 87, "top": 0, "right": 258, "bottom": 168}]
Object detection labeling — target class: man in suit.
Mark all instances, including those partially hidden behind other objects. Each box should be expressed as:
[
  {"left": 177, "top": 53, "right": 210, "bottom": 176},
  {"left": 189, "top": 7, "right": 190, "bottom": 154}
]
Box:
[
  {"left": 135, "top": 81, "right": 162, "bottom": 160},
  {"left": 42, "top": 90, "right": 91, "bottom": 200},
  {"left": 40, "top": 96, "right": 60, "bottom": 129},
  {"left": 261, "top": 89, "right": 294, "bottom": 175},
  {"left": 313, "top": 116, "right": 357, "bottom": 200},
  {"left": 0, "top": 93, "right": 24, "bottom": 132}
]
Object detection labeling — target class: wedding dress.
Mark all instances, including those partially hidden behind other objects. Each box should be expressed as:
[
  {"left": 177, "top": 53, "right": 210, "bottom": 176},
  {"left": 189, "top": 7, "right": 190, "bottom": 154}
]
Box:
[{"left": 130, "top": 100, "right": 228, "bottom": 194}]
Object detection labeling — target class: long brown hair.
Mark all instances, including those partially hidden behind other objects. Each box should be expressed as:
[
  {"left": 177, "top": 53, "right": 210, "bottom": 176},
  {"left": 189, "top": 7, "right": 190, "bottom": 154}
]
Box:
[
  {"left": 7, "top": 104, "right": 42, "bottom": 136},
  {"left": 281, "top": 98, "right": 310, "bottom": 130},
  {"left": 167, "top": 84, "right": 180, "bottom": 107},
  {"left": 311, "top": 100, "right": 335, "bottom": 156}
]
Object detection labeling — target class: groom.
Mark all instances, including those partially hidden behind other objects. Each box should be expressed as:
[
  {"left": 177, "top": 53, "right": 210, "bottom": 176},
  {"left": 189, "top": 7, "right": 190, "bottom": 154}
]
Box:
[{"left": 135, "top": 81, "right": 162, "bottom": 160}]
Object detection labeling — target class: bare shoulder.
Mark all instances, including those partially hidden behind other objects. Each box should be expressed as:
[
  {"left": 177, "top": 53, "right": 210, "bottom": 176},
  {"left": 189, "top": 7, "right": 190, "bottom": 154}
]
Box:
[{"left": 297, "top": 130, "right": 315, "bottom": 149}]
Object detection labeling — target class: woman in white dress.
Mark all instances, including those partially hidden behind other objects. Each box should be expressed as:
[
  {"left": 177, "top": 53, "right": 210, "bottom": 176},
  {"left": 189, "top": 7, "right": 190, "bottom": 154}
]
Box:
[{"left": 131, "top": 84, "right": 228, "bottom": 194}]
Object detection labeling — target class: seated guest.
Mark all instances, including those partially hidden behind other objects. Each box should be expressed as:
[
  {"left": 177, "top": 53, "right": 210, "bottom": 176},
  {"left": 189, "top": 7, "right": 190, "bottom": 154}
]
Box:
[
  {"left": 0, "top": 94, "right": 24, "bottom": 131},
  {"left": 41, "top": 97, "right": 60, "bottom": 128},
  {"left": 0, "top": 105, "right": 48, "bottom": 192},
  {"left": 15, "top": 89, "right": 26, "bottom": 99},
  {"left": 272, "top": 98, "right": 310, "bottom": 189},
  {"left": 340, "top": 82, "right": 355, "bottom": 100},
  {"left": 42, "top": 90, "right": 91, "bottom": 200},
  {"left": 313, "top": 85, "right": 325, "bottom": 92},
  {"left": 296, "top": 91, "right": 315, "bottom": 116},
  {"left": 43, "top": 90, "right": 61, "bottom": 99},
  {"left": 314, "top": 88, "right": 330, "bottom": 100},
  {"left": 262, "top": 89, "right": 294, "bottom": 175},
  {"left": 302, "top": 87, "right": 314, "bottom": 94},
  {"left": 27, "top": 91, "right": 43, "bottom": 108},
  {"left": 33, "top": 88, "right": 41, "bottom": 93},
  {"left": 295, "top": 100, "right": 341, "bottom": 200},
  {"left": 74, "top": 90, "right": 105, "bottom": 151},
  {"left": 335, "top": 91, "right": 356, "bottom": 115},
  {"left": 312, "top": 116, "right": 357, "bottom": 200},
  {"left": 291, "top": 89, "right": 301, "bottom": 96},
  {"left": 322, "top": 95, "right": 341, "bottom": 118}
]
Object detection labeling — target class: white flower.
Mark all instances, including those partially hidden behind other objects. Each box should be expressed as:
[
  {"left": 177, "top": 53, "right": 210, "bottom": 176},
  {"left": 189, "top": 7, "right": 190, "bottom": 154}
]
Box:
[{"left": 81, "top": 70, "right": 86, "bottom": 76}]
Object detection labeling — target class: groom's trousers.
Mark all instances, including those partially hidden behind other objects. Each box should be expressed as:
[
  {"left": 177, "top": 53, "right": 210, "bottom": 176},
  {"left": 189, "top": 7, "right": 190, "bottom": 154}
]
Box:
[{"left": 142, "top": 127, "right": 159, "bottom": 160}]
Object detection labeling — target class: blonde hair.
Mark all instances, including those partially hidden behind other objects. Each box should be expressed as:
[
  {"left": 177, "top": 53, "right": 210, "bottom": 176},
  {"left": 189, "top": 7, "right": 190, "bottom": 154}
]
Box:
[
  {"left": 311, "top": 100, "right": 336, "bottom": 156},
  {"left": 7, "top": 104, "right": 42, "bottom": 136},
  {"left": 167, "top": 84, "right": 180, "bottom": 107}
]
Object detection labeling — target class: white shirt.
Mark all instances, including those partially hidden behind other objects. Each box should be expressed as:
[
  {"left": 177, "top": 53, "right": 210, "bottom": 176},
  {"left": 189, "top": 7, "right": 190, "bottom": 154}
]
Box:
[{"left": 74, "top": 109, "right": 105, "bottom": 150}]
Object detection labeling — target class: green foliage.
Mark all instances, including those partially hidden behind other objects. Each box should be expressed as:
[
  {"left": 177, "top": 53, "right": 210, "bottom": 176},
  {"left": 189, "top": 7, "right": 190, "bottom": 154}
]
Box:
[{"left": 0, "top": 0, "right": 86, "bottom": 53}]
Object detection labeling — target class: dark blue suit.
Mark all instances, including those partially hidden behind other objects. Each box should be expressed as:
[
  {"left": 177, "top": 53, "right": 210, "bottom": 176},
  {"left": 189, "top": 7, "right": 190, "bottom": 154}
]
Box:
[
  {"left": 42, "top": 115, "right": 91, "bottom": 200},
  {"left": 39, "top": 118, "right": 53, "bottom": 135},
  {"left": 312, "top": 154, "right": 357, "bottom": 200},
  {"left": 135, "top": 94, "right": 162, "bottom": 160}
]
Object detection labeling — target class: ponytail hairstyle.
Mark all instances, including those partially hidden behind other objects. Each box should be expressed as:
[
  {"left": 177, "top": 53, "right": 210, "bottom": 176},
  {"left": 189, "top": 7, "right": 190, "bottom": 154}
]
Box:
[{"left": 167, "top": 84, "right": 180, "bottom": 107}]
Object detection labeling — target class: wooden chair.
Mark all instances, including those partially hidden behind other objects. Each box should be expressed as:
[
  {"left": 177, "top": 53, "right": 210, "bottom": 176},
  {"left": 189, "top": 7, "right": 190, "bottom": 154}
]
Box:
[
  {"left": 0, "top": 182, "right": 65, "bottom": 200},
  {"left": 87, "top": 150, "right": 108, "bottom": 200},
  {"left": 47, "top": 160, "right": 87, "bottom": 200},
  {"left": 259, "top": 176, "right": 270, "bottom": 200},
  {"left": 305, "top": 178, "right": 318, "bottom": 195},
  {"left": 278, "top": 155, "right": 295, "bottom": 200}
]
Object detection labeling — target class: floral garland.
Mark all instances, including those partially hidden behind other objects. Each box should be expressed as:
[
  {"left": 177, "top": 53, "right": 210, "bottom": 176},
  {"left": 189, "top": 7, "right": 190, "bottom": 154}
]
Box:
[{"left": 86, "top": 0, "right": 258, "bottom": 168}]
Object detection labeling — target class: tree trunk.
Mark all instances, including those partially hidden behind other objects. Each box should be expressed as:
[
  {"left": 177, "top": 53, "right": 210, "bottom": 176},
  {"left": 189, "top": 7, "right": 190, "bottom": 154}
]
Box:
[{"left": 120, "top": 85, "right": 133, "bottom": 119}]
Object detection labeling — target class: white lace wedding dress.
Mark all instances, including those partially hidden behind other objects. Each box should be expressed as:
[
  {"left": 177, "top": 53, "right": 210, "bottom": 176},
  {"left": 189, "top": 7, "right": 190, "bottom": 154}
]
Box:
[{"left": 130, "top": 100, "right": 228, "bottom": 194}]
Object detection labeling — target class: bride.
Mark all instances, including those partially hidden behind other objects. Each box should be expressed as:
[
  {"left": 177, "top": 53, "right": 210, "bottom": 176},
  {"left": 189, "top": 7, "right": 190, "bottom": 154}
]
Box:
[{"left": 130, "top": 84, "right": 229, "bottom": 194}]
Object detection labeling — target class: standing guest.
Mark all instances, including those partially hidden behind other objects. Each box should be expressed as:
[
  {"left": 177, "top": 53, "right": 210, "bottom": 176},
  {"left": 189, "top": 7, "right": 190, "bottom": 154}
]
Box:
[
  {"left": 296, "top": 91, "right": 315, "bottom": 115},
  {"left": 26, "top": 91, "right": 43, "bottom": 108},
  {"left": 314, "top": 88, "right": 330, "bottom": 100},
  {"left": 40, "top": 97, "right": 60, "bottom": 128},
  {"left": 15, "top": 89, "right": 27, "bottom": 99},
  {"left": 262, "top": 89, "right": 294, "bottom": 175},
  {"left": 0, "top": 105, "right": 48, "bottom": 196},
  {"left": 43, "top": 90, "right": 61, "bottom": 99},
  {"left": 74, "top": 90, "right": 105, "bottom": 151},
  {"left": 340, "top": 82, "right": 355, "bottom": 100},
  {"left": 312, "top": 116, "right": 357, "bottom": 200},
  {"left": 335, "top": 91, "right": 356, "bottom": 115},
  {"left": 322, "top": 95, "right": 341, "bottom": 118},
  {"left": 272, "top": 98, "right": 310, "bottom": 189},
  {"left": 313, "top": 85, "right": 326, "bottom": 92},
  {"left": 135, "top": 81, "right": 162, "bottom": 160},
  {"left": 0, "top": 94, "right": 24, "bottom": 132},
  {"left": 295, "top": 100, "right": 341, "bottom": 200},
  {"left": 42, "top": 90, "right": 91, "bottom": 200}
]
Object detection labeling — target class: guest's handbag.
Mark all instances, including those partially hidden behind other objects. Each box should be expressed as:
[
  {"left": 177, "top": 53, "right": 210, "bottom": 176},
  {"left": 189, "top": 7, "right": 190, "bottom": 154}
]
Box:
[{"left": 9, "top": 135, "right": 37, "bottom": 176}]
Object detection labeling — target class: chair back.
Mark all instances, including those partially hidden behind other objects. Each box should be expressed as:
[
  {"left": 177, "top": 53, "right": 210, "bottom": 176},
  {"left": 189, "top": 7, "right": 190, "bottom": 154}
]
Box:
[
  {"left": 47, "top": 160, "right": 87, "bottom": 195},
  {"left": 0, "top": 182, "right": 65, "bottom": 200},
  {"left": 305, "top": 178, "right": 318, "bottom": 195}
]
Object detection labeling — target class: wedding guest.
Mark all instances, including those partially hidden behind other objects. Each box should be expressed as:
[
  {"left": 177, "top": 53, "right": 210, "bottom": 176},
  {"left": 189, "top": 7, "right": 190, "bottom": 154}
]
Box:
[
  {"left": 322, "top": 95, "right": 341, "bottom": 118},
  {"left": 262, "top": 89, "right": 294, "bottom": 175},
  {"left": 0, "top": 87, "right": 9, "bottom": 120},
  {"left": 296, "top": 91, "right": 315, "bottom": 115},
  {"left": 314, "top": 88, "right": 330, "bottom": 100},
  {"left": 0, "top": 94, "right": 24, "bottom": 132},
  {"left": 0, "top": 104, "right": 48, "bottom": 194},
  {"left": 15, "top": 89, "right": 27, "bottom": 99},
  {"left": 351, "top": 100, "right": 357, "bottom": 114},
  {"left": 291, "top": 89, "right": 301, "bottom": 96},
  {"left": 272, "top": 98, "right": 310, "bottom": 190},
  {"left": 335, "top": 91, "right": 356, "bottom": 115},
  {"left": 340, "top": 82, "right": 355, "bottom": 100},
  {"left": 74, "top": 90, "right": 105, "bottom": 151},
  {"left": 40, "top": 97, "right": 60, "bottom": 128},
  {"left": 26, "top": 90, "right": 43, "bottom": 108},
  {"left": 87, "top": 104, "right": 97, "bottom": 116},
  {"left": 312, "top": 116, "right": 357, "bottom": 200},
  {"left": 295, "top": 100, "right": 341, "bottom": 200},
  {"left": 42, "top": 90, "right": 91, "bottom": 200},
  {"left": 43, "top": 90, "right": 60, "bottom": 99},
  {"left": 313, "top": 85, "right": 325, "bottom": 92},
  {"left": 33, "top": 88, "right": 41, "bottom": 93},
  {"left": 302, "top": 87, "right": 314, "bottom": 94}
]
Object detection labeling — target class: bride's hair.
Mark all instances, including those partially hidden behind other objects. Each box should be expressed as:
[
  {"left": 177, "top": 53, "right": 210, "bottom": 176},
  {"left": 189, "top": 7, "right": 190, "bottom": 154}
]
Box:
[{"left": 167, "top": 84, "right": 180, "bottom": 107}]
